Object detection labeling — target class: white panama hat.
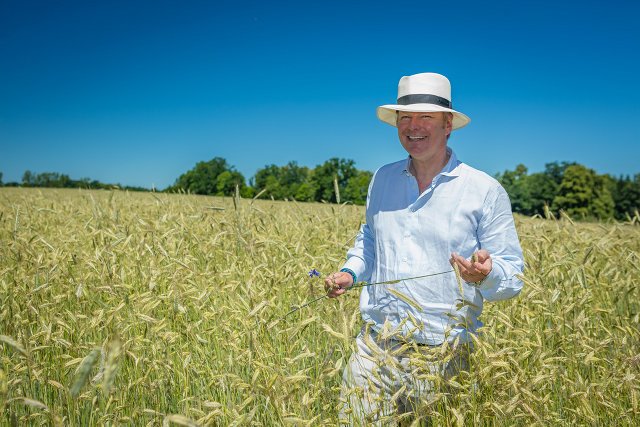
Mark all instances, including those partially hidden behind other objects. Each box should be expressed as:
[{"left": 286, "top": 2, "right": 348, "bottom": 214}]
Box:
[{"left": 376, "top": 72, "right": 471, "bottom": 130}]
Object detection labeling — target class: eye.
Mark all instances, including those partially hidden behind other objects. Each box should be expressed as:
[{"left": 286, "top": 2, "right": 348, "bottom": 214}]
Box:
[{"left": 399, "top": 115, "right": 411, "bottom": 121}]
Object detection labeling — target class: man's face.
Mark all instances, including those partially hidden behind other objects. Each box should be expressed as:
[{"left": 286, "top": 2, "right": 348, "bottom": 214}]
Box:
[{"left": 397, "top": 111, "right": 452, "bottom": 164}]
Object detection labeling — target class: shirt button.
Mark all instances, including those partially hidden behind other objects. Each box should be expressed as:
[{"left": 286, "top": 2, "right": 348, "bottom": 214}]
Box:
[{"left": 402, "top": 257, "right": 408, "bottom": 263}]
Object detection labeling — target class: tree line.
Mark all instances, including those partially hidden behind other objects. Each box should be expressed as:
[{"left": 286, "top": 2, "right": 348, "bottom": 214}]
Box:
[
  {"left": 496, "top": 162, "right": 640, "bottom": 221},
  {"left": 164, "top": 157, "right": 372, "bottom": 205},
  {"left": 2, "top": 159, "right": 639, "bottom": 221},
  {"left": 0, "top": 171, "right": 149, "bottom": 192},
  {"left": 0, "top": 158, "right": 372, "bottom": 205}
]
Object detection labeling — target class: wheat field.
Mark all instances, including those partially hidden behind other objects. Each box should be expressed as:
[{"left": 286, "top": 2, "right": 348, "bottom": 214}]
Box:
[{"left": 0, "top": 187, "right": 638, "bottom": 426}]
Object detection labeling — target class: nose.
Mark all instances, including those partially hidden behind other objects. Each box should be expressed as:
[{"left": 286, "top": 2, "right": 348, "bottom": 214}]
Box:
[{"left": 408, "top": 115, "right": 421, "bottom": 130}]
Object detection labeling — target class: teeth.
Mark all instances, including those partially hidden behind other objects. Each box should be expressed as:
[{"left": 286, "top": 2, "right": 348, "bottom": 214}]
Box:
[{"left": 408, "top": 136, "right": 425, "bottom": 140}]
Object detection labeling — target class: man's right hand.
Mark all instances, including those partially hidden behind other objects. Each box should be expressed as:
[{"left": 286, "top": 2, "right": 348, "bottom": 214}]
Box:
[{"left": 324, "top": 272, "right": 354, "bottom": 298}]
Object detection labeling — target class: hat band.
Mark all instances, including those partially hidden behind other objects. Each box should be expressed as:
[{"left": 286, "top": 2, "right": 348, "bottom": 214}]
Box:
[{"left": 397, "top": 94, "right": 451, "bottom": 109}]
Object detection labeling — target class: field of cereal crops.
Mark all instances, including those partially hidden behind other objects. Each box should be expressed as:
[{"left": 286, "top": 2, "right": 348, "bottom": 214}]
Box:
[{"left": 1, "top": 187, "right": 639, "bottom": 426}]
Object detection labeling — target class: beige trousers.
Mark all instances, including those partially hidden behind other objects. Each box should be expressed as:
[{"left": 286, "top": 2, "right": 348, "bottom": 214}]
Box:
[{"left": 339, "top": 326, "right": 470, "bottom": 426}]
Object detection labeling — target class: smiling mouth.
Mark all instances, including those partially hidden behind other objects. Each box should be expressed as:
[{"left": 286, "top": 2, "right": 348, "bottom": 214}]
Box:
[{"left": 408, "top": 136, "right": 426, "bottom": 141}]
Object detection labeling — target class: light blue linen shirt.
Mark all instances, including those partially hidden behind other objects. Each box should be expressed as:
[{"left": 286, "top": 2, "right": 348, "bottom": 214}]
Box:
[{"left": 342, "top": 148, "right": 524, "bottom": 345}]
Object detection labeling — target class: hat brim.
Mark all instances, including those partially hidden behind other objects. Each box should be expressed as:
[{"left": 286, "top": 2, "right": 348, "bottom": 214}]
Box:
[{"left": 377, "top": 104, "right": 471, "bottom": 130}]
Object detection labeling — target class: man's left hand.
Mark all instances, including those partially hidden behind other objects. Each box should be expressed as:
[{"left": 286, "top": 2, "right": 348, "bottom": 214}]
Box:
[{"left": 449, "top": 250, "right": 492, "bottom": 284}]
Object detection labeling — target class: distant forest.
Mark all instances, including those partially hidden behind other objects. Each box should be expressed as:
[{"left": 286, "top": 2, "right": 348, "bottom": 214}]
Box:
[
  {"left": 2, "top": 157, "right": 639, "bottom": 222},
  {"left": 0, "top": 170, "right": 150, "bottom": 193}
]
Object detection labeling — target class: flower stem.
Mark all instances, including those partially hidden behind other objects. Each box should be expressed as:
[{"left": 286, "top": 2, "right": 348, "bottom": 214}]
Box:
[
  {"left": 277, "top": 269, "right": 455, "bottom": 321},
  {"left": 349, "top": 270, "right": 454, "bottom": 289}
]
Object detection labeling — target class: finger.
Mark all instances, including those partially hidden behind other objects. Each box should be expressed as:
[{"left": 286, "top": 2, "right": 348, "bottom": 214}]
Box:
[
  {"left": 324, "top": 272, "right": 343, "bottom": 285},
  {"left": 472, "top": 251, "right": 492, "bottom": 276},
  {"left": 327, "top": 287, "right": 347, "bottom": 298},
  {"left": 324, "top": 272, "right": 352, "bottom": 296},
  {"left": 476, "top": 249, "right": 491, "bottom": 263},
  {"left": 452, "top": 253, "right": 486, "bottom": 282},
  {"left": 451, "top": 253, "right": 472, "bottom": 271},
  {"left": 334, "top": 272, "right": 355, "bottom": 288},
  {"left": 471, "top": 263, "right": 486, "bottom": 276},
  {"left": 324, "top": 276, "right": 337, "bottom": 293},
  {"left": 469, "top": 257, "right": 484, "bottom": 271}
]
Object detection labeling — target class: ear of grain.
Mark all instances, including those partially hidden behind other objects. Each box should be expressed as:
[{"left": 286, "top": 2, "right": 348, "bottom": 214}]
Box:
[
  {"left": 452, "top": 262, "right": 464, "bottom": 297},
  {"left": 0, "top": 335, "right": 28, "bottom": 357},
  {"left": 0, "top": 369, "right": 6, "bottom": 413},
  {"left": 163, "top": 414, "right": 199, "bottom": 426},
  {"left": 10, "top": 397, "right": 49, "bottom": 410},
  {"left": 388, "top": 289, "right": 423, "bottom": 312},
  {"left": 102, "top": 337, "right": 122, "bottom": 395},
  {"left": 90, "top": 348, "right": 106, "bottom": 384},
  {"left": 321, "top": 323, "right": 348, "bottom": 341},
  {"left": 70, "top": 348, "right": 100, "bottom": 398},
  {"left": 450, "top": 406, "right": 464, "bottom": 427}
]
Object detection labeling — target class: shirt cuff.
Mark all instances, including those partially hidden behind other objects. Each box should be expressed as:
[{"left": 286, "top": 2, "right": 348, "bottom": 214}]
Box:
[
  {"left": 476, "top": 264, "right": 502, "bottom": 291},
  {"left": 340, "top": 268, "right": 357, "bottom": 285},
  {"left": 341, "top": 258, "right": 366, "bottom": 283}
]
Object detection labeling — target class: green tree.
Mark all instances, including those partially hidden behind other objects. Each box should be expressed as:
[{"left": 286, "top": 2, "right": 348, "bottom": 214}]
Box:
[
  {"left": 215, "top": 170, "right": 246, "bottom": 196},
  {"left": 552, "top": 165, "right": 594, "bottom": 218},
  {"left": 591, "top": 175, "right": 615, "bottom": 220},
  {"left": 254, "top": 165, "right": 284, "bottom": 199},
  {"left": 497, "top": 164, "right": 531, "bottom": 214},
  {"left": 310, "top": 158, "right": 357, "bottom": 203},
  {"left": 281, "top": 162, "right": 312, "bottom": 200},
  {"left": 544, "top": 161, "right": 576, "bottom": 186},
  {"left": 633, "top": 174, "right": 640, "bottom": 217},
  {"left": 552, "top": 164, "right": 614, "bottom": 220},
  {"left": 31, "top": 172, "right": 72, "bottom": 188},
  {"left": 294, "top": 182, "right": 316, "bottom": 202},
  {"left": 527, "top": 172, "right": 558, "bottom": 217},
  {"left": 22, "top": 170, "right": 34, "bottom": 186},
  {"left": 344, "top": 170, "right": 373, "bottom": 205},
  {"left": 529, "top": 161, "right": 575, "bottom": 217},
  {"left": 253, "top": 162, "right": 312, "bottom": 200},
  {"left": 609, "top": 174, "right": 640, "bottom": 220},
  {"left": 170, "top": 157, "right": 246, "bottom": 196}
]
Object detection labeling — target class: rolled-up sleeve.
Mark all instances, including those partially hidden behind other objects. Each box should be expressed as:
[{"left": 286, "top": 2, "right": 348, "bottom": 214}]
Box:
[{"left": 476, "top": 185, "right": 524, "bottom": 302}]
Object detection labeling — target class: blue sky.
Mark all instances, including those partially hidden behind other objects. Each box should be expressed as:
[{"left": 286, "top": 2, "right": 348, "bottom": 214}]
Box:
[{"left": 1, "top": 0, "right": 639, "bottom": 189}]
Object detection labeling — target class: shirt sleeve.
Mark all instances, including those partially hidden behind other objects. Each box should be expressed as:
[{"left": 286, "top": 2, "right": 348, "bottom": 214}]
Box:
[
  {"left": 342, "top": 223, "right": 375, "bottom": 283},
  {"left": 476, "top": 184, "right": 525, "bottom": 302},
  {"left": 341, "top": 169, "right": 378, "bottom": 283}
]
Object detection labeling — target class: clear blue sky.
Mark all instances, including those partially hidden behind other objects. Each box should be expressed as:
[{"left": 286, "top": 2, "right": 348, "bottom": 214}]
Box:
[{"left": 1, "top": 0, "right": 639, "bottom": 189}]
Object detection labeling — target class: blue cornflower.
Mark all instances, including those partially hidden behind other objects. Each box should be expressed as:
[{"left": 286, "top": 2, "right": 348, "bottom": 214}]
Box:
[{"left": 308, "top": 269, "right": 321, "bottom": 278}]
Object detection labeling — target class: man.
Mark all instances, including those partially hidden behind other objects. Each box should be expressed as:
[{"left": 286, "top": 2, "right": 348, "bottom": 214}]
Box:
[{"left": 325, "top": 72, "right": 524, "bottom": 425}]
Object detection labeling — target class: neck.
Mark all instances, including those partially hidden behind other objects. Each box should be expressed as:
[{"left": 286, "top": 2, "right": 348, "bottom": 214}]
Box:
[{"left": 410, "top": 149, "right": 450, "bottom": 192}]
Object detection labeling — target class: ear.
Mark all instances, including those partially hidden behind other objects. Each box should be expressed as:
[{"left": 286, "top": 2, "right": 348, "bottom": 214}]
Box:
[{"left": 444, "top": 113, "right": 453, "bottom": 135}]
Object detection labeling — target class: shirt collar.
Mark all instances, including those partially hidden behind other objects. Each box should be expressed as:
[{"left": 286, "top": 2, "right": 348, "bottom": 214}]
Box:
[{"left": 402, "top": 147, "right": 461, "bottom": 178}]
